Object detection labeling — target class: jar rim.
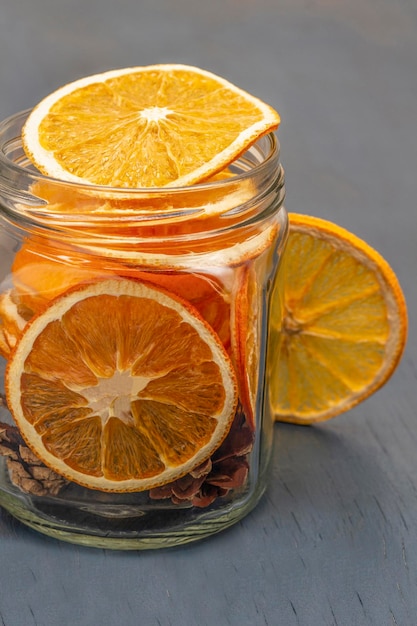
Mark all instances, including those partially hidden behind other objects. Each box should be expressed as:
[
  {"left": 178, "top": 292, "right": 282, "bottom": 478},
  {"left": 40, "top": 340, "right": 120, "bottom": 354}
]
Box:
[
  {"left": 0, "top": 108, "right": 280, "bottom": 196},
  {"left": 0, "top": 108, "right": 285, "bottom": 270}
]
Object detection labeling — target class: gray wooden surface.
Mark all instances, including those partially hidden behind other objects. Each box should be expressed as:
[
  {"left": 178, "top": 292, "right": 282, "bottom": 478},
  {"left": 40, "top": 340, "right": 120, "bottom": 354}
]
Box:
[{"left": 1, "top": 1, "right": 416, "bottom": 624}]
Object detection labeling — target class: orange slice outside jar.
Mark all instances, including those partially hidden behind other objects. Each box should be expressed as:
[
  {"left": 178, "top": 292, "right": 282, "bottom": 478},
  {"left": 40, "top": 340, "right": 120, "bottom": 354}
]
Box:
[{"left": 269, "top": 213, "right": 408, "bottom": 424}]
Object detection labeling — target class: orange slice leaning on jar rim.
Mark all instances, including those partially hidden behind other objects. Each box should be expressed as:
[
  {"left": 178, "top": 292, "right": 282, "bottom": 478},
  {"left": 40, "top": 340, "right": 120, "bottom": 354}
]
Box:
[
  {"left": 5, "top": 277, "right": 238, "bottom": 492},
  {"left": 22, "top": 64, "right": 280, "bottom": 188},
  {"left": 268, "top": 213, "right": 408, "bottom": 424}
]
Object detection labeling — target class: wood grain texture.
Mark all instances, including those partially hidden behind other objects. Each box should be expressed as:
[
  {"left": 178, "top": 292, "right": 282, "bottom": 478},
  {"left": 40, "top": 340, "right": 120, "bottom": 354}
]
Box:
[{"left": 0, "top": 0, "right": 416, "bottom": 624}]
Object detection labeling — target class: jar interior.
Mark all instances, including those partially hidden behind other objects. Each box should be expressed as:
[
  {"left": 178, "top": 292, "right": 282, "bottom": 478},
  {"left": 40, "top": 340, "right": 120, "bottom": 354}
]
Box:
[{"left": 0, "top": 110, "right": 286, "bottom": 548}]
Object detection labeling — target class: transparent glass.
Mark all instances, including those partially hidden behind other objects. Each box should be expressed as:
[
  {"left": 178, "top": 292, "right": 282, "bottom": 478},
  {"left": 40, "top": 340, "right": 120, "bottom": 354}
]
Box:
[{"left": 0, "top": 110, "right": 287, "bottom": 549}]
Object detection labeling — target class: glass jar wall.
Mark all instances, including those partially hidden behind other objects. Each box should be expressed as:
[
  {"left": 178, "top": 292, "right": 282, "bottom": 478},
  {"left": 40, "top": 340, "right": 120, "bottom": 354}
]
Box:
[{"left": 0, "top": 110, "right": 287, "bottom": 549}]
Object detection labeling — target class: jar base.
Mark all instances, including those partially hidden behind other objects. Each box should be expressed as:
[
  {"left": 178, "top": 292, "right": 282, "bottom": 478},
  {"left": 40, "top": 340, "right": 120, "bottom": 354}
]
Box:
[{"left": 0, "top": 459, "right": 265, "bottom": 550}]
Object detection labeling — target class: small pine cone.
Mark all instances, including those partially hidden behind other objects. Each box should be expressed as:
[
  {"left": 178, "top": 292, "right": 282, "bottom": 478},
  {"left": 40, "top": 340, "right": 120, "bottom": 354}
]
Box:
[
  {"left": 0, "top": 422, "right": 69, "bottom": 496},
  {"left": 207, "top": 457, "right": 249, "bottom": 490}
]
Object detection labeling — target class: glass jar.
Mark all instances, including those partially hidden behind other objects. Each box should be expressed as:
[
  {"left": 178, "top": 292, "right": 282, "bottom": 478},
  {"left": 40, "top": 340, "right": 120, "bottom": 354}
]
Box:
[{"left": 0, "top": 110, "right": 287, "bottom": 549}]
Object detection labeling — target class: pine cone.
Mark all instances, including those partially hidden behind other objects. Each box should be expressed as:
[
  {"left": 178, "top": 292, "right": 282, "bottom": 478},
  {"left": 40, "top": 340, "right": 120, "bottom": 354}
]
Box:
[
  {"left": 0, "top": 421, "right": 69, "bottom": 496},
  {"left": 149, "top": 403, "right": 254, "bottom": 508}
]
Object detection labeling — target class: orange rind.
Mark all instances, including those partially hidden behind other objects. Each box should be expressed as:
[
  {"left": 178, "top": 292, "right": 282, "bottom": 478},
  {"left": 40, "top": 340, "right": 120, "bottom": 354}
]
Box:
[
  {"left": 269, "top": 213, "right": 408, "bottom": 424},
  {"left": 22, "top": 64, "right": 279, "bottom": 189},
  {"left": 6, "top": 277, "right": 238, "bottom": 492}
]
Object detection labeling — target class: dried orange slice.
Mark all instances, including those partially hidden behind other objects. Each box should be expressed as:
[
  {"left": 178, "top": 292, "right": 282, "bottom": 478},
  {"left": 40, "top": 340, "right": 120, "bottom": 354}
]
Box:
[
  {"left": 0, "top": 290, "right": 28, "bottom": 358},
  {"left": 11, "top": 238, "right": 109, "bottom": 314},
  {"left": 22, "top": 64, "right": 280, "bottom": 188},
  {"left": 11, "top": 237, "right": 232, "bottom": 349},
  {"left": 132, "top": 271, "right": 232, "bottom": 351},
  {"left": 269, "top": 213, "right": 408, "bottom": 424},
  {"left": 6, "top": 278, "right": 238, "bottom": 492},
  {"left": 230, "top": 266, "right": 260, "bottom": 427},
  {"left": 75, "top": 220, "right": 280, "bottom": 270}
]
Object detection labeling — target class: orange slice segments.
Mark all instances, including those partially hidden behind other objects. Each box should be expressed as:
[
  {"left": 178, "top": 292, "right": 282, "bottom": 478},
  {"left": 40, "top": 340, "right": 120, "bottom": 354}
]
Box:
[
  {"left": 5, "top": 278, "right": 238, "bottom": 492},
  {"left": 269, "top": 213, "right": 408, "bottom": 424},
  {"left": 132, "top": 270, "right": 232, "bottom": 351},
  {"left": 22, "top": 64, "right": 280, "bottom": 188},
  {"left": 10, "top": 237, "right": 233, "bottom": 350}
]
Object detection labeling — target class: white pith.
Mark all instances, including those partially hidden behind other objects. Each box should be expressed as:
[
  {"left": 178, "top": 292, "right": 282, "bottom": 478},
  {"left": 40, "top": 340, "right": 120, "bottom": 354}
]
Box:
[{"left": 140, "top": 106, "right": 173, "bottom": 122}]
